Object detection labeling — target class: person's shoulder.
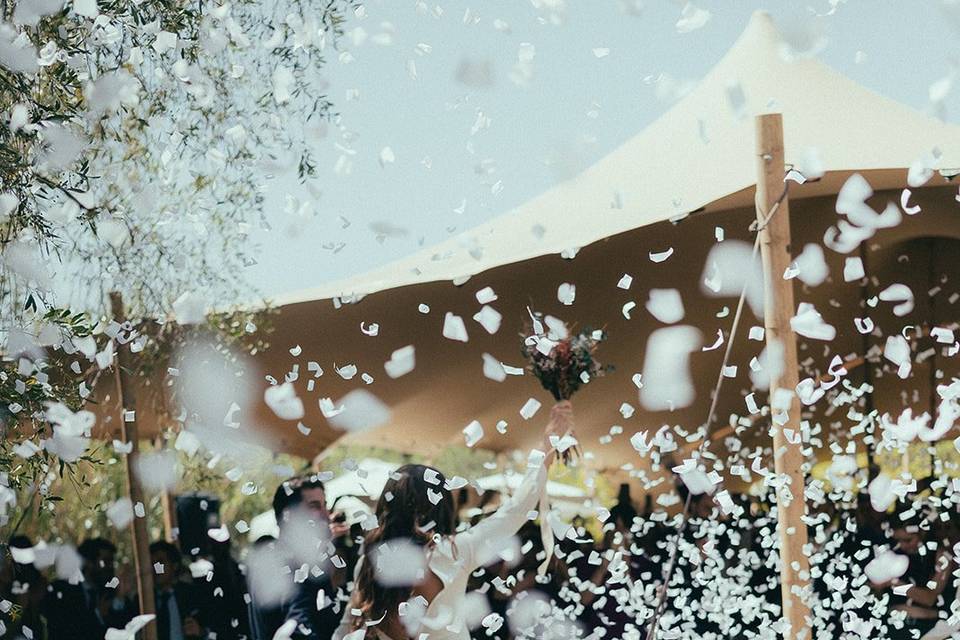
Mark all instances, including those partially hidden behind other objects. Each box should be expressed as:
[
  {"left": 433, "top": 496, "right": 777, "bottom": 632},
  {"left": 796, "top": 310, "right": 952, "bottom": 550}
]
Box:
[{"left": 46, "top": 578, "right": 83, "bottom": 596}]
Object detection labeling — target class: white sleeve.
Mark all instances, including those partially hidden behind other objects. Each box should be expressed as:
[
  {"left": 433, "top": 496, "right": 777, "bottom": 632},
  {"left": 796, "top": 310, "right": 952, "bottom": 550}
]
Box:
[
  {"left": 455, "top": 460, "right": 548, "bottom": 571},
  {"left": 332, "top": 557, "right": 363, "bottom": 640}
]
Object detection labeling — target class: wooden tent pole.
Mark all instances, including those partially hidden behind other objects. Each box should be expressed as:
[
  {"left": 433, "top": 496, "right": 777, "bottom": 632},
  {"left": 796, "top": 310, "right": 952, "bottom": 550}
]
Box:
[
  {"left": 110, "top": 292, "right": 158, "bottom": 640},
  {"left": 754, "top": 114, "right": 812, "bottom": 640},
  {"left": 160, "top": 483, "right": 178, "bottom": 543},
  {"left": 152, "top": 436, "right": 178, "bottom": 543}
]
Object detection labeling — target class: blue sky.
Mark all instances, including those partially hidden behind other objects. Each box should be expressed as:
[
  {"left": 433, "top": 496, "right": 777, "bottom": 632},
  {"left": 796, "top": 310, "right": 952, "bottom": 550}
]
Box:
[{"left": 245, "top": 0, "right": 960, "bottom": 300}]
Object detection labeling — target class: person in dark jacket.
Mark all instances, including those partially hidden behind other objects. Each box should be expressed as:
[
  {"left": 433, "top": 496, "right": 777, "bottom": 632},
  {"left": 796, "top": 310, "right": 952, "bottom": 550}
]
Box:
[
  {"left": 248, "top": 474, "right": 349, "bottom": 640},
  {"left": 202, "top": 538, "right": 252, "bottom": 638},
  {"left": 42, "top": 538, "right": 132, "bottom": 640},
  {"left": 150, "top": 540, "right": 211, "bottom": 640}
]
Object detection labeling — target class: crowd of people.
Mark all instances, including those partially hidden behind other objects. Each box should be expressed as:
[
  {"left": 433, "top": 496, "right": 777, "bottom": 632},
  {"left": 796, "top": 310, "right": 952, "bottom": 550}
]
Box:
[{"left": 2, "top": 404, "right": 959, "bottom": 639}]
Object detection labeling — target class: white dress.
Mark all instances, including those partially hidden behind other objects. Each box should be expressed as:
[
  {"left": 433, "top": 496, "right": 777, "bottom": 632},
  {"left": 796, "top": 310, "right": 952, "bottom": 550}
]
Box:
[{"left": 333, "top": 460, "right": 548, "bottom": 640}]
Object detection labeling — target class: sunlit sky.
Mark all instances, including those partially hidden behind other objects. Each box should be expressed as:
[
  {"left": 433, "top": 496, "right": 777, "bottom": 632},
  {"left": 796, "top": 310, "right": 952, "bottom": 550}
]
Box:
[{"left": 245, "top": 0, "right": 960, "bottom": 301}]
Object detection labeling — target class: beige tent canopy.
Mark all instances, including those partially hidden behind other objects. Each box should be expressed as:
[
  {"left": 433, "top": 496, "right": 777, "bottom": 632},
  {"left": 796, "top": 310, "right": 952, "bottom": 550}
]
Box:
[{"left": 101, "top": 12, "right": 960, "bottom": 476}]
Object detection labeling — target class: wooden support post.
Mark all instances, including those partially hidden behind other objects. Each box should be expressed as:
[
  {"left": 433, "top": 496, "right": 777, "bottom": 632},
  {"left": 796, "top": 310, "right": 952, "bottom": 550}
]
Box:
[
  {"left": 110, "top": 292, "right": 158, "bottom": 640},
  {"left": 160, "top": 489, "right": 177, "bottom": 543},
  {"left": 754, "top": 114, "right": 812, "bottom": 640},
  {"left": 153, "top": 437, "right": 178, "bottom": 543}
]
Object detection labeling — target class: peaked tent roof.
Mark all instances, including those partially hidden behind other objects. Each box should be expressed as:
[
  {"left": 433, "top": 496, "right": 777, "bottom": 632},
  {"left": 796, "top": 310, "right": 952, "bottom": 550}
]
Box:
[{"left": 279, "top": 11, "right": 960, "bottom": 306}]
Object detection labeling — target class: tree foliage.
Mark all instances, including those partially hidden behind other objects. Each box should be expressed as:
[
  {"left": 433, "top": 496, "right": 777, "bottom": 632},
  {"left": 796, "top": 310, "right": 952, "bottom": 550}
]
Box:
[{"left": 0, "top": 0, "right": 356, "bottom": 528}]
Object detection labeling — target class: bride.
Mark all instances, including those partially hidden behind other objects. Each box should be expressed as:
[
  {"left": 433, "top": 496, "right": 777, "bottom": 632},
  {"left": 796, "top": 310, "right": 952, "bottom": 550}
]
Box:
[{"left": 333, "top": 401, "right": 574, "bottom": 640}]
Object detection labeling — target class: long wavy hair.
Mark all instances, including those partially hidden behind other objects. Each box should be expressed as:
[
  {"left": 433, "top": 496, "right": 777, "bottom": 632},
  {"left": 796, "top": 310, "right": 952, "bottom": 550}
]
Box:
[{"left": 353, "top": 463, "right": 457, "bottom": 627}]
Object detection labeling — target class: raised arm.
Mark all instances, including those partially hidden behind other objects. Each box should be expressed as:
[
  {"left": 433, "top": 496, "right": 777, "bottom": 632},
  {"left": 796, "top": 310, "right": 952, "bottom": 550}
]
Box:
[{"left": 457, "top": 402, "right": 574, "bottom": 570}]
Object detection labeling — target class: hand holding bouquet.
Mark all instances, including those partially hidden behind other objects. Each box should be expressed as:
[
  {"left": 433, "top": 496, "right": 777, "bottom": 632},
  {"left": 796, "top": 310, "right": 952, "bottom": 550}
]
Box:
[
  {"left": 543, "top": 400, "right": 576, "bottom": 464},
  {"left": 522, "top": 313, "right": 611, "bottom": 463}
]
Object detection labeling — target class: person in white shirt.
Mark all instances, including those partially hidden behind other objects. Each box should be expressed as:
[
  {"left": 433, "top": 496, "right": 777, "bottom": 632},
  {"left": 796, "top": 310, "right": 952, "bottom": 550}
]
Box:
[{"left": 334, "top": 401, "right": 574, "bottom": 640}]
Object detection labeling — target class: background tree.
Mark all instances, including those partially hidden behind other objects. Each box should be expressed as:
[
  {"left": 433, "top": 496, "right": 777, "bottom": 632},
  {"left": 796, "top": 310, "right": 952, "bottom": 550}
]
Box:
[{"left": 0, "top": 0, "right": 356, "bottom": 526}]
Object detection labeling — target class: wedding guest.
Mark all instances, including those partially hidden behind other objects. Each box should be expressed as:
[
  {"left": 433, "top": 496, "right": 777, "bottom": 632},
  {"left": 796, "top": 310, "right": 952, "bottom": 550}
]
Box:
[
  {"left": 150, "top": 540, "right": 210, "bottom": 640},
  {"left": 248, "top": 474, "right": 349, "bottom": 640},
  {"left": 43, "top": 538, "right": 132, "bottom": 640},
  {"left": 201, "top": 538, "right": 252, "bottom": 638}
]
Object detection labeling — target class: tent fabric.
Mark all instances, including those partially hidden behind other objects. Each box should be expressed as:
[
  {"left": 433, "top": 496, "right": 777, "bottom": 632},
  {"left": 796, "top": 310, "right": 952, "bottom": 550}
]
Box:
[
  {"left": 98, "top": 13, "right": 960, "bottom": 480},
  {"left": 277, "top": 11, "right": 960, "bottom": 305}
]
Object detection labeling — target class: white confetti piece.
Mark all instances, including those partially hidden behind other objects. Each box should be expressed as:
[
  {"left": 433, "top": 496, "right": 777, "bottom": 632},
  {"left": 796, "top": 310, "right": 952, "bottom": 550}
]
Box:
[
  {"left": 883, "top": 335, "right": 912, "bottom": 378},
  {"left": 319, "top": 397, "right": 345, "bottom": 419},
  {"left": 134, "top": 451, "right": 177, "bottom": 492},
  {"left": 443, "top": 312, "right": 469, "bottom": 342},
  {"left": 482, "top": 353, "right": 507, "bottom": 382},
  {"left": 900, "top": 188, "right": 921, "bottom": 215},
  {"left": 793, "top": 244, "right": 828, "bottom": 286},
  {"left": 843, "top": 256, "right": 865, "bottom": 281},
  {"left": 879, "top": 283, "right": 914, "bottom": 316},
  {"left": 174, "top": 430, "right": 201, "bottom": 457},
  {"left": 649, "top": 247, "right": 674, "bottom": 263},
  {"left": 473, "top": 305, "right": 502, "bottom": 334},
  {"left": 908, "top": 152, "right": 936, "bottom": 187},
  {"left": 328, "top": 389, "right": 391, "bottom": 433},
  {"left": 640, "top": 326, "right": 701, "bottom": 411},
  {"left": 836, "top": 173, "right": 873, "bottom": 214},
  {"left": 549, "top": 433, "right": 578, "bottom": 453},
  {"left": 264, "top": 382, "right": 304, "bottom": 421},
  {"left": 152, "top": 30, "right": 177, "bottom": 54},
  {"left": 372, "top": 539, "right": 427, "bottom": 586},
  {"left": 519, "top": 398, "right": 542, "bottom": 420},
  {"left": 676, "top": 2, "right": 710, "bottom": 33},
  {"left": 105, "top": 615, "right": 156, "bottom": 640},
  {"left": 384, "top": 345, "right": 415, "bottom": 378},
  {"left": 208, "top": 525, "right": 230, "bottom": 543},
  {"left": 502, "top": 363, "right": 525, "bottom": 376},
  {"left": 863, "top": 551, "right": 910, "bottom": 584},
  {"left": 931, "top": 327, "right": 954, "bottom": 344},
  {"left": 672, "top": 459, "right": 714, "bottom": 495},
  {"left": 557, "top": 282, "right": 576, "bottom": 305},
  {"left": 336, "top": 364, "right": 358, "bottom": 380},
  {"left": 106, "top": 498, "right": 134, "bottom": 529},
  {"left": 379, "top": 146, "right": 395, "bottom": 167},
  {"left": 617, "top": 274, "right": 633, "bottom": 289},
  {"left": 790, "top": 303, "right": 836, "bottom": 341},
  {"left": 475, "top": 286, "right": 498, "bottom": 304},
  {"left": 702, "top": 329, "right": 723, "bottom": 351},
  {"left": 463, "top": 420, "right": 484, "bottom": 447},
  {"left": 701, "top": 240, "right": 763, "bottom": 316},
  {"left": 784, "top": 169, "right": 806, "bottom": 184},
  {"left": 854, "top": 317, "right": 874, "bottom": 334},
  {"left": 645, "top": 289, "right": 684, "bottom": 324},
  {"left": 172, "top": 291, "right": 206, "bottom": 325}
]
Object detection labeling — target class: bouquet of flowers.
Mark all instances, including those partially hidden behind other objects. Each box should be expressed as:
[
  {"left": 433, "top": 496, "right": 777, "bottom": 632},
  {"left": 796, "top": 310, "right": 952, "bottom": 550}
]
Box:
[{"left": 521, "top": 315, "right": 611, "bottom": 401}]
